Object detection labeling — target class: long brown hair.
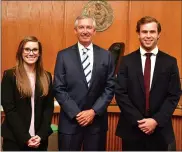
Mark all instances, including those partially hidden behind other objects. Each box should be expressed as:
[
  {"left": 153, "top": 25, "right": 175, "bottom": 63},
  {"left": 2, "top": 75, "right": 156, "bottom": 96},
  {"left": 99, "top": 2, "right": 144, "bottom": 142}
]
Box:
[{"left": 15, "top": 36, "right": 50, "bottom": 97}]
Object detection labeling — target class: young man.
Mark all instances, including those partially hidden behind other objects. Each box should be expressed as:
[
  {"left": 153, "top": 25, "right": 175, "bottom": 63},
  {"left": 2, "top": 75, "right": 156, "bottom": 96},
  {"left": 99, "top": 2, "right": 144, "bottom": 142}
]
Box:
[
  {"left": 53, "top": 15, "right": 115, "bottom": 151},
  {"left": 115, "top": 16, "right": 181, "bottom": 151}
]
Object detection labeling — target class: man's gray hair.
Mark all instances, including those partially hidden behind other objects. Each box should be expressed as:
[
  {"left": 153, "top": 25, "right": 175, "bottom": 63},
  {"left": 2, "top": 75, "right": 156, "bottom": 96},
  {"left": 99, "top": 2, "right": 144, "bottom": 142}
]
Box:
[{"left": 74, "top": 15, "right": 96, "bottom": 28}]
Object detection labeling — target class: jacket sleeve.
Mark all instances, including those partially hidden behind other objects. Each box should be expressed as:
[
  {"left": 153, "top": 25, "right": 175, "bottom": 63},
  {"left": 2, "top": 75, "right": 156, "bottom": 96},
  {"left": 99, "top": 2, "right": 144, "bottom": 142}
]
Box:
[
  {"left": 152, "top": 58, "right": 181, "bottom": 127},
  {"left": 53, "top": 51, "right": 81, "bottom": 119},
  {"left": 92, "top": 52, "right": 115, "bottom": 115},
  {"left": 115, "top": 57, "right": 143, "bottom": 126},
  {"left": 36, "top": 72, "right": 54, "bottom": 140},
  {"left": 1, "top": 70, "right": 31, "bottom": 147}
]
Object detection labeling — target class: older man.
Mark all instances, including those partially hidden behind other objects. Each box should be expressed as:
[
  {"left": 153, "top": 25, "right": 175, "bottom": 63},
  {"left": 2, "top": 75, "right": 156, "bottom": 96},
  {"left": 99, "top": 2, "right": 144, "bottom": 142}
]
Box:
[{"left": 53, "top": 15, "right": 115, "bottom": 151}]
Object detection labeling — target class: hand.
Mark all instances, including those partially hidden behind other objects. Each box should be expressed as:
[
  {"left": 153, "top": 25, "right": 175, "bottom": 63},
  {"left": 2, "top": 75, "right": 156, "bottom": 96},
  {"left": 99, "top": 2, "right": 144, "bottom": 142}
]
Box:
[
  {"left": 27, "top": 135, "right": 41, "bottom": 148},
  {"left": 76, "top": 109, "right": 96, "bottom": 127},
  {"left": 137, "top": 118, "right": 158, "bottom": 135}
]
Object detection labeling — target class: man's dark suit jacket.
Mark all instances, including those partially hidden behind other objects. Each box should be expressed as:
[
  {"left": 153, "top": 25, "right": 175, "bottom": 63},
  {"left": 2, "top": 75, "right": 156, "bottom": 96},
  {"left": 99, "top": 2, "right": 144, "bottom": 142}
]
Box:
[
  {"left": 115, "top": 49, "right": 181, "bottom": 144},
  {"left": 53, "top": 43, "right": 115, "bottom": 134},
  {"left": 1, "top": 68, "right": 54, "bottom": 148}
]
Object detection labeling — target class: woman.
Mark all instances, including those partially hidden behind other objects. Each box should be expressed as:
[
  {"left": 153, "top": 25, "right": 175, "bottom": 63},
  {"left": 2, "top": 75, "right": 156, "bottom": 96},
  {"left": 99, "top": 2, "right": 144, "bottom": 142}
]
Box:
[{"left": 1, "top": 36, "right": 54, "bottom": 151}]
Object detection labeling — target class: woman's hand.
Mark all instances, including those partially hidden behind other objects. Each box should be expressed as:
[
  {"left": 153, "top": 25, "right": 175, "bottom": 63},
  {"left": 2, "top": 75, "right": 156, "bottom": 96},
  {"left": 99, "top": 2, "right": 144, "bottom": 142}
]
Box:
[{"left": 27, "top": 135, "right": 41, "bottom": 148}]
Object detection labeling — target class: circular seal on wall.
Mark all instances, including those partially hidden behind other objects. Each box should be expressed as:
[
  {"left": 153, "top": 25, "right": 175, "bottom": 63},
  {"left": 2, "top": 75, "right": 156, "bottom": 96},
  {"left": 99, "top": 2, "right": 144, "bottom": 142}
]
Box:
[{"left": 82, "top": 1, "right": 114, "bottom": 32}]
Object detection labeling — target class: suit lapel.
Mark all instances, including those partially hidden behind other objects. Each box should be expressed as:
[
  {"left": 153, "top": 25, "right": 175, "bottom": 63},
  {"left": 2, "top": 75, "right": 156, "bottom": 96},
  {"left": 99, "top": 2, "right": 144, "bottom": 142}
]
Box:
[
  {"left": 135, "top": 50, "right": 145, "bottom": 94},
  {"left": 150, "top": 51, "right": 162, "bottom": 91},
  {"left": 88, "top": 44, "right": 100, "bottom": 90},
  {"left": 72, "top": 44, "right": 88, "bottom": 88}
]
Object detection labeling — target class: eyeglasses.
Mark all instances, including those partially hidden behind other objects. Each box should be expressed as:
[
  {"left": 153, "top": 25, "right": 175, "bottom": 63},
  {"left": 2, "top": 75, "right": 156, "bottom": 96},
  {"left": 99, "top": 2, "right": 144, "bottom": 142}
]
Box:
[{"left": 23, "top": 48, "right": 39, "bottom": 54}]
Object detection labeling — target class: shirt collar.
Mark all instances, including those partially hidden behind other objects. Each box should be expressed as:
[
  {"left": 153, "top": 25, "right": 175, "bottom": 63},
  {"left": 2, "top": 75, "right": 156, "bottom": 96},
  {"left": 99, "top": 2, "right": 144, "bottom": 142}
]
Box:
[
  {"left": 78, "top": 42, "right": 93, "bottom": 52},
  {"left": 140, "top": 46, "right": 158, "bottom": 56}
]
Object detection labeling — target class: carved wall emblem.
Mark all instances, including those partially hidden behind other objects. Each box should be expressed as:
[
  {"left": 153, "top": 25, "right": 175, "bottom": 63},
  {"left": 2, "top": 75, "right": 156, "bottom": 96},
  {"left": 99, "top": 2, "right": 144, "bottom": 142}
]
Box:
[{"left": 82, "top": 1, "right": 114, "bottom": 32}]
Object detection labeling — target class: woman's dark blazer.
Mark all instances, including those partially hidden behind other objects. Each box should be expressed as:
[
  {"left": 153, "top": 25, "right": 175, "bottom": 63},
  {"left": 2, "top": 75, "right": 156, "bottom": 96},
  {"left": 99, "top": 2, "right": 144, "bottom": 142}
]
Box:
[{"left": 1, "top": 68, "right": 54, "bottom": 148}]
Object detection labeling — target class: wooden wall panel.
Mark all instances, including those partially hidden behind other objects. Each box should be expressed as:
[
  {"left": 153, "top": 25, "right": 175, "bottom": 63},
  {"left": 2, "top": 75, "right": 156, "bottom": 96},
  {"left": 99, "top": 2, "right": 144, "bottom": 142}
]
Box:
[
  {"left": 106, "top": 113, "right": 122, "bottom": 151},
  {"left": 2, "top": 1, "right": 19, "bottom": 73},
  {"left": 172, "top": 116, "right": 182, "bottom": 150},
  {"left": 2, "top": 1, "right": 65, "bottom": 74},
  {"left": 63, "top": 1, "right": 128, "bottom": 50},
  {"left": 2, "top": 1, "right": 181, "bottom": 78},
  {"left": 63, "top": 1, "right": 88, "bottom": 48},
  {"left": 92, "top": 1, "right": 128, "bottom": 50}
]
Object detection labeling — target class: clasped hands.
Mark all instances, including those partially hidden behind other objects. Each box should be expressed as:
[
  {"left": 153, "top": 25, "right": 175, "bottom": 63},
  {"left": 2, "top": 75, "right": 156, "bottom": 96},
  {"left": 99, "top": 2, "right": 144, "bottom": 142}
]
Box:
[
  {"left": 137, "top": 118, "right": 158, "bottom": 135},
  {"left": 76, "top": 109, "right": 96, "bottom": 127},
  {"left": 27, "top": 135, "right": 41, "bottom": 148}
]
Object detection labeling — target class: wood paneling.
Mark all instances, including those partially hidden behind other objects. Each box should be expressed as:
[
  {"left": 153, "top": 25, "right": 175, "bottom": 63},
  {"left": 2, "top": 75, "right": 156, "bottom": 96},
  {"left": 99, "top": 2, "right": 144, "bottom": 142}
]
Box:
[
  {"left": 2, "top": 1, "right": 65, "bottom": 74},
  {"left": 106, "top": 113, "right": 122, "bottom": 151},
  {"left": 2, "top": 1, "right": 181, "bottom": 77},
  {"left": 63, "top": 1, "right": 88, "bottom": 47},
  {"left": 172, "top": 116, "right": 182, "bottom": 150},
  {"left": 92, "top": 1, "right": 128, "bottom": 50},
  {"left": 63, "top": 1, "right": 128, "bottom": 50}
]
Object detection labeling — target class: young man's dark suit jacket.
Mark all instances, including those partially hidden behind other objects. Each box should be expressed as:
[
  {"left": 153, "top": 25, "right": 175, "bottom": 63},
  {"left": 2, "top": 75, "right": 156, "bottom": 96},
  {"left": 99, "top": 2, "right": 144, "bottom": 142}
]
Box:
[
  {"left": 53, "top": 43, "right": 115, "bottom": 142},
  {"left": 1, "top": 68, "right": 54, "bottom": 149},
  {"left": 115, "top": 49, "right": 181, "bottom": 144}
]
